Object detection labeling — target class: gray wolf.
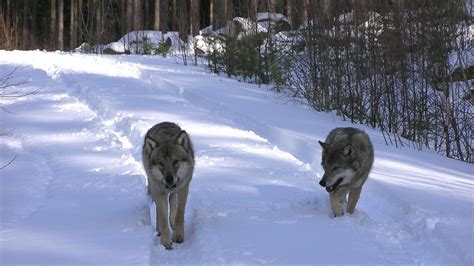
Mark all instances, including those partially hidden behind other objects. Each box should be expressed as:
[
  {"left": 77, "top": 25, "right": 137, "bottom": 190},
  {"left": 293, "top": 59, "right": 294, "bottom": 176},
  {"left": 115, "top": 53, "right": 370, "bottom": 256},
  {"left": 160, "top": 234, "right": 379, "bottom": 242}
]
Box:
[
  {"left": 143, "top": 122, "right": 194, "bottom": 250},
  {"left": 318, "top": 127, "right": 374, "bottom": 217}
]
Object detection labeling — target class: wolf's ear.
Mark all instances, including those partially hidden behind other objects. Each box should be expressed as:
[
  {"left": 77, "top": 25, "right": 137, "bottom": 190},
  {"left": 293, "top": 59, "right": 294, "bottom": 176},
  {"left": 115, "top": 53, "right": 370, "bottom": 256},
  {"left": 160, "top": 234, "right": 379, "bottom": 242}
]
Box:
[
  {"left": 343, "top": 144, "right": 353, "bottom": 156},
  {"left": 145, "top": 137, "right": 158, "bottom": 150},
  {"left": 319, "top": 141, "right": 329, "bottom": 152},
  {"left": 176, "top": 130, "right": 189, "bottom": 149}
]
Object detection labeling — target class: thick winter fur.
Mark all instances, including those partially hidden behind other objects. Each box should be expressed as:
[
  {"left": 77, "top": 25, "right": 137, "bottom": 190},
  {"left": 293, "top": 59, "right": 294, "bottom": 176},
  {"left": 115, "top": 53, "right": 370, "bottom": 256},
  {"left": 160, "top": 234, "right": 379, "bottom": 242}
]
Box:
[
  {"left": 143, "top": 122, "right": 194, "bottom": 250},
  {"left": 318, "top": 127, "right": 374, "bottom": 217}
]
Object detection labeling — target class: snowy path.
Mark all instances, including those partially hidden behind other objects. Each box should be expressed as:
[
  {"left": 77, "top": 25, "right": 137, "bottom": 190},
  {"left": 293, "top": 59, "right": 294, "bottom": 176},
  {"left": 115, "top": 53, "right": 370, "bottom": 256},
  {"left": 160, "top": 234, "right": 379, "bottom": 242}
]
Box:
[{"left": 1, "top": 51, "right": 472, "bottom": 264}]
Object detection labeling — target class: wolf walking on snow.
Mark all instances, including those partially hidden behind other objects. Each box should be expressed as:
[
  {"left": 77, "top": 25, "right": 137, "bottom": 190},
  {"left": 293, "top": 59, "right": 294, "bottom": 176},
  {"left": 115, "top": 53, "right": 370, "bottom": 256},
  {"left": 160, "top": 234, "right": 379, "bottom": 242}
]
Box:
[
  {"left": 318, "top": 127, "right": 374, "bottom": 217},
  {"left": 143, "top": 122, "right": 195, "bottom": 250}
]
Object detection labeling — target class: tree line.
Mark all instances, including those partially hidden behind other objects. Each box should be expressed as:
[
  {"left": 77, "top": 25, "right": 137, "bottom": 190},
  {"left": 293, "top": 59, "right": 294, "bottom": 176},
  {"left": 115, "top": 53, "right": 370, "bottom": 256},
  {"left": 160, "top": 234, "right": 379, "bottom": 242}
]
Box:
[{"left": 0, "top": 0, "right": 308, "bottom": 50}]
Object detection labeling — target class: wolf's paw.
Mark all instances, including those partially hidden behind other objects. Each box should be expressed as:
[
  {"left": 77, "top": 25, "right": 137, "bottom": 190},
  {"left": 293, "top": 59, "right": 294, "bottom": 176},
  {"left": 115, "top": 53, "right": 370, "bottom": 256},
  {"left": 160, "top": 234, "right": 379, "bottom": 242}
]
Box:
[
  {"left": 172, "top": 232, "right": 184, "bottom": 243},
  {"left": 160, "top": 236, "right": 173, "bottom": 250},
  {"left": 332, "top": 206, "right": 344, "bottom": 217}
]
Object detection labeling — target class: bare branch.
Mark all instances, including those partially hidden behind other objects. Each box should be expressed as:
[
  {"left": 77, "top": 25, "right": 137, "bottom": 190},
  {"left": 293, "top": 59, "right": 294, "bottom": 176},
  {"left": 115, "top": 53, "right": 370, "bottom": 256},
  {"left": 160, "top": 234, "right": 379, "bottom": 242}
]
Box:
[
  {"left": 0, "top": 155, "right": 17, "bottom": 170},
  {"left": 0, "top": 67, "right": 38, "bottom": 101}
]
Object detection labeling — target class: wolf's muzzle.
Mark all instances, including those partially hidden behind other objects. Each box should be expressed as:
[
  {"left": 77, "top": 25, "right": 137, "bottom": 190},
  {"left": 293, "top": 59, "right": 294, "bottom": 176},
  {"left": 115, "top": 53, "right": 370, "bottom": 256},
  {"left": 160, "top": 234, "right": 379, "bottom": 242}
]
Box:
[
  {"left": 166, "top": 183, "right": 177, "bottom": 189},
  {"left": 325, "top": 178, "right": 343, "bottom": 192},
  {"left": 165, "top": 175, "right": 176, "bottom": 189}
]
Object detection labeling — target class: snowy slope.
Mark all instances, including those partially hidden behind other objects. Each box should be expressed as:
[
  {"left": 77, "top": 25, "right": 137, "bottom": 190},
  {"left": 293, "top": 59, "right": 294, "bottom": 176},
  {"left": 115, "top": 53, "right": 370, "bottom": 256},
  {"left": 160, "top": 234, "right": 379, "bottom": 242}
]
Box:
[{"left": 0, "top": 51, "right": 472, "bottom": 265}]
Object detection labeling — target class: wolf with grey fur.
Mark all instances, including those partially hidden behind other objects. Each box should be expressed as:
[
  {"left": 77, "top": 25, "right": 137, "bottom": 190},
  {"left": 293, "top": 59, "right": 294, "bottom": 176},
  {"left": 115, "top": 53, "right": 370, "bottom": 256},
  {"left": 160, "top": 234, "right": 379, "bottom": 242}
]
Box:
[
  {"left": 318, "top": 127, "right": 374, "bottom": 217},
  {"left": 143, "top": 122, "right": 194, "bottom": 250}
]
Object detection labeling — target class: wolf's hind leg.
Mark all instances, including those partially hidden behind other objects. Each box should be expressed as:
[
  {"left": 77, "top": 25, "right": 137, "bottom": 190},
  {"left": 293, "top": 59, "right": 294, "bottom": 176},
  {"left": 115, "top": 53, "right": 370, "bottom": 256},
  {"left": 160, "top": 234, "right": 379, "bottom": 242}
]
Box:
[{"left": 347, "top": 187, "right": 362, "bottom": 214}]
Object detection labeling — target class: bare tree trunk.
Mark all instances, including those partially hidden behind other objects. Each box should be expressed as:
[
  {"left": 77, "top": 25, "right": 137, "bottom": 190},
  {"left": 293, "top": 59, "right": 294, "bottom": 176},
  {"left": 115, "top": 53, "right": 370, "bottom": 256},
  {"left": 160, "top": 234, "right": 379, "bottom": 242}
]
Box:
[
  {"left": 178, "top": 0, "right": 188, "bottom": 41},
  {"left": 78, "top": 0, "right": 83, "bottom": 43},
  {"left": 287, "top": 0, "right": 294, "bottom": 29},
  {"left": 212, "top": 0, "right": 225, "bottom": 30},
  {"left": 51, "top": 0, "right": 57, "bottom": 49},
  {"left": 144, "top": 0, "right": 150, "bottom": 29},
  {"left": 5, "top": 0, "right": 12, "bottom": 27},
  {"left": 211, "top": 0, "right": 217, "bottom": 30},
  {"left": 226, "top": 0, "right": 234, "bottom": 36},
  {"left": 172, "top": 0, "right": 177, "bottom": 31},
  {"left": 302, "top": 0, "right": 309, "bottom": 24},
  {"left": 57, "top": 0, "right": 64, "bottom": 50},
  {"left": 119, "top": 0, "right": 126, "bottom": 34},
  {"left": 21, "top": 1, "right": 29, "bottom": 50},
  {"left": 161, "top": 0, "right": 169, "bottom": 34},
  {"left": 248, "top": 0, "right": 257, "bottom": 22},
  {"left": 154, "top": 0, "right": 160, "bottom": 30},
  {"left": 443, "top": 85, "right": 451, "bottom": 158},
  {"left": 226, "top": 0, "right": 233, "bottom": 20},
  {"left": 126, "top": 0, "right": 133, "bottom": 32},
  {"left": 268, "top": 0, "right": 276, "bottom": 13},
  {"left": 30, "top": 0, "right": 38, "bottom": 48},
  {"left": 133, "top": 0, "right": 142, "bottom": 30},
  {"left": 210, "top": 0, "right": 214, "bottom": 27},
  {"left": 257, "top": 1, "right": 266, "bottom": 12},
  {"left": 286, "top": 0, "right": 304, "bottom": 29},
  {"left": 190, "top": 0, "right": 200, "bottom": 36},
  {"left": 70, "top": 0, "right": 78, "bottom": 49},
  {"left": 95, "top": 0, "right": 102, "bottom": 44}
]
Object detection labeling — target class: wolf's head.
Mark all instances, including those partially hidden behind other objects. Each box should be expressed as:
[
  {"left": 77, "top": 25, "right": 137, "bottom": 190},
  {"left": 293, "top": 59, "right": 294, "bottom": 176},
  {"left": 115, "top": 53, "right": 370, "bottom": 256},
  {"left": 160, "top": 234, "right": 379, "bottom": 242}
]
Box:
[
  {"left": 318, "top": 141, "right": 357, "bottom": 192},
  {"left": 145, "top": 131, "right": 193, "bottom": 190}
]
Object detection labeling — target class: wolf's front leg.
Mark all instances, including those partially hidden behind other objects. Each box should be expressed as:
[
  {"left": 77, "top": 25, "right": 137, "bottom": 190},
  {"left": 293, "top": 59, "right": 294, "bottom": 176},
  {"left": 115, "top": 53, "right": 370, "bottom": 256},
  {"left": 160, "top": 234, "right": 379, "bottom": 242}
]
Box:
[
  {"left": 172, "top": 183, "right": 189, "bottom": 243},
  {"left": 156, "top": 194, "right": 172, "bottom": 250},
  {"left": 155, "top": 205, "right": 161, "bottom": 236},
  {"left": 347, "top": 187, "right": 362, "bottom": 214},
  {"left": 330, "top": 190, "right": 344, "bottom": 217},
  {"left": 169, "top": 192, "right": 178, "bottom": 230}
]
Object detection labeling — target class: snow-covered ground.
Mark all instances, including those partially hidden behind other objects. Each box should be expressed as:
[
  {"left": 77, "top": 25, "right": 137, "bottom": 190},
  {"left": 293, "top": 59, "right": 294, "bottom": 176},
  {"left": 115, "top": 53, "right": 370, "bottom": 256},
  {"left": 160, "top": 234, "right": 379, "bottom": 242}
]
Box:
[{"left": 0, "top": 51, "right": 472, "bottom": 264}]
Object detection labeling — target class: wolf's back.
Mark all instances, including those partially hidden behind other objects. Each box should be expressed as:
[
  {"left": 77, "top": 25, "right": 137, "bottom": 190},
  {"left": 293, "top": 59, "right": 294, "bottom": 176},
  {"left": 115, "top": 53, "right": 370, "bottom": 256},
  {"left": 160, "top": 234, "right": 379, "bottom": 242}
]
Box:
[{"left": 145, "top": 122, "right": 183, "bottom": 143}]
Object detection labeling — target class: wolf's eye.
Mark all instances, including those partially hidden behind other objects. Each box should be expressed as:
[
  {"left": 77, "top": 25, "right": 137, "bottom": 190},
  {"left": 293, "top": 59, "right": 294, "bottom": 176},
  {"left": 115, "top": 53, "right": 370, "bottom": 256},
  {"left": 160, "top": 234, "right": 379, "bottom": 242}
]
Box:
[
  {"left": 332, "top": 166, "right": 339, "bottom": 171},
  {"left": 172, "top": 159, "right": 179, "bottom": 166},
  {"left": 157, "top": 161, "right": 164, "bottom": 167}
]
